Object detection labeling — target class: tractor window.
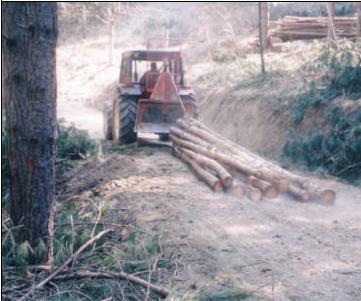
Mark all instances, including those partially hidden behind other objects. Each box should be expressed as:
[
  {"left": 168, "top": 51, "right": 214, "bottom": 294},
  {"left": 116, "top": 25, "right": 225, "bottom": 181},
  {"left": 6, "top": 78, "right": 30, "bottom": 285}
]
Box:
[{"left": 119, "top": 58, "right": 132, "bottom": 83}]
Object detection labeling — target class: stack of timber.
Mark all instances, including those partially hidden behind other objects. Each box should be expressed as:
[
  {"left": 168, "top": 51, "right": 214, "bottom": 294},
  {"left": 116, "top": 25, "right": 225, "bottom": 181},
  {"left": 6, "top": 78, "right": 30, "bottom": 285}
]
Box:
[
  {"left": 170, "top": 118, "right": 336, "bottom": 205},
  {"left": 270, "top": 16, "right": 358, "bottom": 41}
]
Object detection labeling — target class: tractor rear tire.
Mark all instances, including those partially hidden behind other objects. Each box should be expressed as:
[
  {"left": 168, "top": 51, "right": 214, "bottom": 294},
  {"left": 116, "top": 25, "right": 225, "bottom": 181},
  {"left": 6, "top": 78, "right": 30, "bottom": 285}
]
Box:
[
  {"left": 181, "top": 95, "right": 198, "bottom": 118},
  {"left": 113, "top": 96, "right": 137, "bottom": 145},
  {"left": 103, "top": 101, "right": 113, "bottom": 140}
]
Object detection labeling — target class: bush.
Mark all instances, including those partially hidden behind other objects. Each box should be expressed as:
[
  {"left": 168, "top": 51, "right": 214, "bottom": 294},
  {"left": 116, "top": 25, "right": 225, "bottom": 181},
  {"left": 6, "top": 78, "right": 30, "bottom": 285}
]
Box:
[
  {"left": 292, "top": 41, "right": 361, "bottom": 124},
  {"left": 283, "top": 107, "right": 361, "bottom": 184},
  {"left": 57, "top": 120, "right": 99, "bottom": 160}
]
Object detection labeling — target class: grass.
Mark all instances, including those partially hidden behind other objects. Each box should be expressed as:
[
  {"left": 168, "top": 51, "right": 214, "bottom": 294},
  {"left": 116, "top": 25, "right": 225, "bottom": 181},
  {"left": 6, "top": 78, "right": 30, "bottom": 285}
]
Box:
[
  {"left": 190, "top": 286, "right": 255, "bottom": 301},
  {"left": 57, "top": 119, "right": 99, "bottom": 160}
]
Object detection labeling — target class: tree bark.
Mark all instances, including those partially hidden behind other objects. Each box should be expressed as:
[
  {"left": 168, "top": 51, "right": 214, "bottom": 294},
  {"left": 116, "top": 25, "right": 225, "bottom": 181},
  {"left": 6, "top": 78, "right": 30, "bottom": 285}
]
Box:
[
  {"left": 170, "top": 134, "right": 260, "bottom": 177},
  {"left": 246, "top": 175, "right": 279, "bottom": 198},
  {"left": 26, "top": 2, "right": 58, "bottom": 262},
  {"left": 180, "top": 148, "right": 233, "bottom": 189},
  {"left": 176, "top": 149, "right": 223, "bottom": 192},
  {"left": 2, "top": 3, "right": 30, "bottom": 226},
  {"left": 260, "top": 2, "right": 269, "bottom": 48}
]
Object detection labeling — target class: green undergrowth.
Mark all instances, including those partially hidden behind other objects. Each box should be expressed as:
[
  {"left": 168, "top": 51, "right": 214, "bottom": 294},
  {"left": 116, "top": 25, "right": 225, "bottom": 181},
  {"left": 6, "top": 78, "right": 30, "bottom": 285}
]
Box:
[
  {"left": 184, "top": 285, "right": 256, "bottom": 301},
  {"left": 291, "top": 41, "right": 361, "bottom": 124},
  {"left": 284, "top": 105, "right": 361, "bottom": 185},
  {"left": 283, "top": 41, "right": 361, "bottom": 185},
  {"left": 2, "top": 197, "right": 173, "bottom": 300},
  {"left": 57, "top": 119, "right": 100, "bottom": 160}
]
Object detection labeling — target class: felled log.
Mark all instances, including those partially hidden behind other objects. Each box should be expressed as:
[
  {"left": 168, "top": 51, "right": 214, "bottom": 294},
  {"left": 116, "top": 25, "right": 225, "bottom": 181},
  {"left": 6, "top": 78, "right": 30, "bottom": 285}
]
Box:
[
  {"left": 170, "top": 127, "right": 209, "bottom": 147},
  {"left": 235, "top": 181, "right": 263, "bottom": 201},
  {"left": 180, "top": 148, "right": 233, "bottom": 189},
  {"left": 288, "top": 184, "right": 310, "bottom": 202},
  {"left": 176, "top": 148, "right": 223, "bottom": 192},
  {"left": 246, "top": 175, "right": 279, "bottom": 199},
  {"left": 170, "top": 134, "right": 260, "bottom": 177},
  {"left": 183, "top": 118, "right": 306, "bottom": 189},
  {"left": 270, "top": 15, "right": 358, "bottom": 41},
  {"left": 308, "top": 186, "right": 336, "bottom": 205},
  {"left": 172, "top": 118, "right": 336, "bottom": 204}
]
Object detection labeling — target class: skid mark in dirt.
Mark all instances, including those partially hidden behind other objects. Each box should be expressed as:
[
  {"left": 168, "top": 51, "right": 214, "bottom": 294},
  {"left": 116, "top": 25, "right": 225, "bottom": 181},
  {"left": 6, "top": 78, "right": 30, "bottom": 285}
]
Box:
[{"left": 61, "top": 144, "right": 361, "bottom": 300}]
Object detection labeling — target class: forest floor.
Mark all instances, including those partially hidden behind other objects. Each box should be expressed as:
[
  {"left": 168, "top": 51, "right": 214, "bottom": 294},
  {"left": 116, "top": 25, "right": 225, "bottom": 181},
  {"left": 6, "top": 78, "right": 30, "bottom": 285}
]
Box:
[{"left": 57, "top": 40, "right": 361, "bottom": 300}]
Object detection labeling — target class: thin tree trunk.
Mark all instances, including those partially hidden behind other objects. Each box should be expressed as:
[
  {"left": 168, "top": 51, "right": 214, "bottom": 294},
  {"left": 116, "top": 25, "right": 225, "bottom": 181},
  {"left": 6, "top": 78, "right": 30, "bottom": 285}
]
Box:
[
  {"left": 81, "top": 4, "right": 87, "bottom": 39},
  {"left": 2, "top": 3, "right": 30, "bottom": 226},
  {"left": 109, "top": 20, "right": 115, "bottom": 65},
  {"left": 327, "top": 2, "right": 336, "bottom": 41},
  {"left": 260, "top": 2, "right": 269, "bottom": 48},
  {"left": 26, "top": 2, "right": 58, "bottom": 263},
  {"left": 258, "top": 2, "right": 266, "bottom": 74},
  {"left": 357, "top": 3, "right": 361, "bottom": 37}
]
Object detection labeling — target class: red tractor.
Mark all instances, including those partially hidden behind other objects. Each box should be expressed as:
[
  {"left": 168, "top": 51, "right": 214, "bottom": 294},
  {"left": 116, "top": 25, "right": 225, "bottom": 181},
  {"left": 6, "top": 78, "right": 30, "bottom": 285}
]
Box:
[{"left": 104, "top": 40, "right": 197, "bottom": 144}]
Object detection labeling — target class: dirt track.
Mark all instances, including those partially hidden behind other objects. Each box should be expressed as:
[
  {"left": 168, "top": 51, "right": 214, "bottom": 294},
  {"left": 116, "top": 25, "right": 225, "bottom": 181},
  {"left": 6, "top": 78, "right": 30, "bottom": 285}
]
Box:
[{"left": 58, "top": 123, "right": 361, "bottom": 301}]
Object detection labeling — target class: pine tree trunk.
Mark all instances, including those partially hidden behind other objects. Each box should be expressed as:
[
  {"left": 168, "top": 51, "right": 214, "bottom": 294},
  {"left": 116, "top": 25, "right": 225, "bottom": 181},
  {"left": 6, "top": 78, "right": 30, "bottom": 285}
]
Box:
[
  {"left": 2, "top": 3, "right": 30, "bottom": 226},
  {"left": 26, "top": 3, "right": 58, "bottom": 262}
]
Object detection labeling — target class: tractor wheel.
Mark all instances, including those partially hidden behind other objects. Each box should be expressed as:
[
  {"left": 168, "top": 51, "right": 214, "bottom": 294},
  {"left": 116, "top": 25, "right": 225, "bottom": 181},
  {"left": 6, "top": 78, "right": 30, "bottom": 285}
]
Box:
[
  {"left": 103, "top": 101, "right": 113, "bottom": 140},
  {"left": 112, "top": 96, "right": 137, "bottom": 145},
  {"left": 181, "top": 95, "right": 198, "bottom": 118}
]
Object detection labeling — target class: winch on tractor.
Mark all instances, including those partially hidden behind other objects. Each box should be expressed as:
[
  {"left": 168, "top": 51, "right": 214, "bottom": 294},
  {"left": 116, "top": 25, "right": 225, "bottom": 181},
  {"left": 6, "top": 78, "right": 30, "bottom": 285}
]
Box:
[{"left": 103, "top": 39, "right": 198, "bottom": 144}]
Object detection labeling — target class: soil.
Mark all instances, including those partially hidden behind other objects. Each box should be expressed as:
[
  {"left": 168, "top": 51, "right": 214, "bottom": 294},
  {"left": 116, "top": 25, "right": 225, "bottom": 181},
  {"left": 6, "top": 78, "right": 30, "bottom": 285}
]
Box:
[
  {"left": 58, "top": 139, "right": 361, "bottom": 301},
  {"left": 57, "top": 40, "right": 361, "bottom": 301}
]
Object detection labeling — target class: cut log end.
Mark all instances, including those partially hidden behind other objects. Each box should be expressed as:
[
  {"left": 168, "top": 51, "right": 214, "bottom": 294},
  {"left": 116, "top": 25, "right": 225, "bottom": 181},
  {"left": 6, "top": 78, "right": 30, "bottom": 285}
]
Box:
[
  {"left": 319, "top": 189, "right": 336, "bottom": 205},
  {"left": 213, "top": 180, "right": 223, "bottom": 192},
  {"left": 288, "top": 184, "right": 310, "bottom": 202},
  {"left": 277, "top": 178, "right": 289, "bottom": 192},
  {"left": 223, "top": 176, "right": 234, "bottom": 190},
  {"left": 230, "top": 184, "right": 245, "bottom": 198},
  {"left": 248, "top": 188, "right": 262, "bottom": 202},
  {"left": 265, "top": 186, "right": 279, "bottom": 199}
]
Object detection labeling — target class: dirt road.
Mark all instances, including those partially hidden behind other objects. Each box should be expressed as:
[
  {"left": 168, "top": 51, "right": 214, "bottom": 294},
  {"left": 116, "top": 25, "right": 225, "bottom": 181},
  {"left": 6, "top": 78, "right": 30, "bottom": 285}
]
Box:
[{"left": 57, "top": 98, "right": 361, "bottom": 300}]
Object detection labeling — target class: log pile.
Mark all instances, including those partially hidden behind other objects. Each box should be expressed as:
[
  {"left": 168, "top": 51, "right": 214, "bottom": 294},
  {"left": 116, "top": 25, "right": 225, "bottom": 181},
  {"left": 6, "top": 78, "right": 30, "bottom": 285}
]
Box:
[
  {"left": 270, "top": 16, "right": 359, "bottom": 41},
  {"left": 170, "top": 118, "right": 336, "bottom": 205}
]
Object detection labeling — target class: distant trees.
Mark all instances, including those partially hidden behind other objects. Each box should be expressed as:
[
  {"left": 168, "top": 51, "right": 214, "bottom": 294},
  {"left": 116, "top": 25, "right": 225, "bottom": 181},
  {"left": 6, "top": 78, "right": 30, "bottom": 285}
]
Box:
[
  {"left": 2, "top": 2, "right": 58, "bottom": 263},
  {"left": 94, "top": 2, "right": 122, "bottom": 65}
]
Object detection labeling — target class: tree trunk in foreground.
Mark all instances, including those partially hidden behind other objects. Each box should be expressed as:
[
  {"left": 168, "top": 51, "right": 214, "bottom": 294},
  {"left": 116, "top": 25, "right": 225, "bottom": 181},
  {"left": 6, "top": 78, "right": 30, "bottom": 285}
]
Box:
[
  {"left": 26, "top": 2, "right": 58, "bottom": 263},
  {"left": 2, "top": 3, "right": 30, "bottom": 226}
]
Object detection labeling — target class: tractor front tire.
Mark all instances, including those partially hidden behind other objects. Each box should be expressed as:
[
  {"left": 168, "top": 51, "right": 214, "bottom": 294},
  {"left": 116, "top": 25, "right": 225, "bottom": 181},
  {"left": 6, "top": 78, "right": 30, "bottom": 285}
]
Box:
[
  {"left": 103, "top": 101, "right": 113, "bottom": 140},
  {"left": 113, "top": 96, "right": 137, "bottom": 145}
]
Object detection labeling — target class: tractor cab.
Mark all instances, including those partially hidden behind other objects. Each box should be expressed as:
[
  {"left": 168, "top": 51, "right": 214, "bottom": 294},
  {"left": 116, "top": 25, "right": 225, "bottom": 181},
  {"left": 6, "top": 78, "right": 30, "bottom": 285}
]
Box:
[
  {"left": 104, "top": 39, "right": 197, "bottom": 144},
  {"left": 119, "top": 49, "right": 185, "bottom": 97}
]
